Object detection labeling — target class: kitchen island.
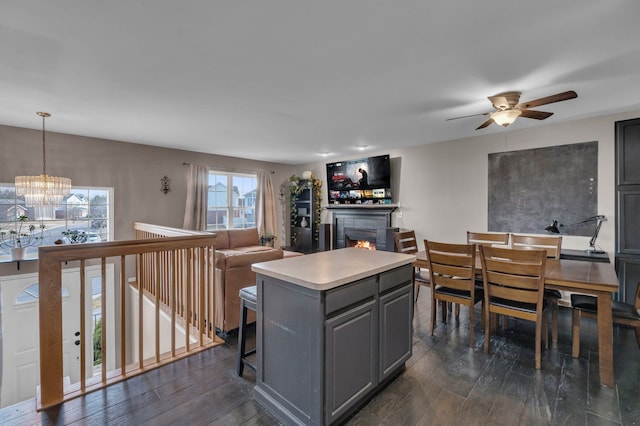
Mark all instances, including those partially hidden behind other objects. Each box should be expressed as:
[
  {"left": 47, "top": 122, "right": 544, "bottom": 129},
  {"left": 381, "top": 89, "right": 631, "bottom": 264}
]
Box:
[{"left": 251, "top": 248, "right": 416, "bottom": 425}]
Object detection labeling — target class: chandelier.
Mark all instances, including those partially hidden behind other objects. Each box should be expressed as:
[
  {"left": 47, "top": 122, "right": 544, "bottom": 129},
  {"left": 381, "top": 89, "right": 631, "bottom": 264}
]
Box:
[{"left": 15, "top": 112, "right": 71, "bottom": 206}]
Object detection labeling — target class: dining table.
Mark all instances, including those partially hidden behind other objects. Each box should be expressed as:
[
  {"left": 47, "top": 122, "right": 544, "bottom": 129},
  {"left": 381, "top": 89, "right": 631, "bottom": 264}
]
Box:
[{"left": 414, "top": 251, "right": 620, "bottom": 387}]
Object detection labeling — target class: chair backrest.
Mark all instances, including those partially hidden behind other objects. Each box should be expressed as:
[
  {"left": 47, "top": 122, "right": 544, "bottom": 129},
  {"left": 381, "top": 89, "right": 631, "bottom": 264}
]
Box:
[
  {"left": 511, "top": 234, "right": 562, "bottom": 259},
  {"left": 479, "top": 245, "right": 547, "bottom": 308},
  {"left": 467, "top": 231, "right": 510, "bottom": 251},
  {"left": 424, "top": 240, "right": 476, "bottom": 292},
  {"left": 394, "top": 230, "right": 419, "bottom": 255}
]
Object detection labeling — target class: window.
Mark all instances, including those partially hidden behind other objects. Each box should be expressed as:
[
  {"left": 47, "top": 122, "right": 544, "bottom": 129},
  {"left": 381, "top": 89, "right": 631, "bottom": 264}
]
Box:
[
  {"left": 0, "top": 184, "right": 113, "bottom": 257},
  {"left": 207, "top": 171, "right": 257, "bottom": 230}
]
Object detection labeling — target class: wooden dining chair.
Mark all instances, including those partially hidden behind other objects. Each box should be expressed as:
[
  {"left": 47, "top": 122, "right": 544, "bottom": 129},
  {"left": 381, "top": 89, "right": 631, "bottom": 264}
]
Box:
[
  {"left": 571, "top": 281, "right": 640, "bottom": 357},
  {"left": 511, "top": 234, "right": 562, "bottom": 346},
  {"left": 467, "top": 231, "right": 511, "bottom": 289},
  {"left": 467, "top": 231, "right": 510, "bottom": 250},
  {"left": 394, "top": 230, "right": 430, "bottom": 303},
  {"left": 480, "top": 245, "right": 548, "bottom": 369},
  {"left": 424, "top": 240, "right": 482, "bottom": 347}
]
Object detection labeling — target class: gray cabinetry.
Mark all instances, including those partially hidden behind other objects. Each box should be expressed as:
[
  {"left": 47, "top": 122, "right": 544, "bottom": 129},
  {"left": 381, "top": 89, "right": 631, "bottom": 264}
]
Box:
[
  {"left": 325, "top": 298, "right": 377, "bottom": 423},
  {"left": 255, "top": 263, "right": 413, "bottom": 425},
  {"left": 615, "top": 118, "right": 640, "bottom": 303},
  {"left": 379, "top": 284, "right": 413, "bottom": 380}
]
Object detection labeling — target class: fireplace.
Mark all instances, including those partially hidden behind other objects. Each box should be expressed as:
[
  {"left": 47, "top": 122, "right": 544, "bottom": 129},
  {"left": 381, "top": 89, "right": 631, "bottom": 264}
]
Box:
[
  {"left": 329, "top": 206, "right": 397, "bottom": 252},
  {"left": 343, "top": 226, "right": 400, "bottom": 251}
]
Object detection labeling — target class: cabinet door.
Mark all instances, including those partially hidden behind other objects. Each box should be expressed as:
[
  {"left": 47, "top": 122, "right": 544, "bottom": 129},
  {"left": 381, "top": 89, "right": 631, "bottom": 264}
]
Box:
[
  {"left": 616, "top": 256, "right": 640, "bottom": 304},
  {"left": 325, "top": 299, "right": 377, "bottom": 424},
  {"left": 379, "top": 283, "right": 413, "bottom": 381}
]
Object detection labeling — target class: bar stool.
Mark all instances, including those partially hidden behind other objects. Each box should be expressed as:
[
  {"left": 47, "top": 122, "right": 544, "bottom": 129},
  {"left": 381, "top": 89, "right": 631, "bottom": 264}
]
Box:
[{"left": 237, "top": 285, "right": 257, "bottom": 377}]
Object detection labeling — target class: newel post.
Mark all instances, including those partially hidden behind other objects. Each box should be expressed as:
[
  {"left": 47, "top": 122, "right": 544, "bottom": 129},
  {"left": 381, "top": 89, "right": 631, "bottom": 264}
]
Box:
[{"left": 38, "top": 250, "right": 64, "bottom": 409}]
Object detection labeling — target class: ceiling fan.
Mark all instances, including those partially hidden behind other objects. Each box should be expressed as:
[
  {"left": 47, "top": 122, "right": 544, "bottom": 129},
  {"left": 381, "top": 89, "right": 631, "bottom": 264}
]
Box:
[{"left": 447, "top": 90, "right": 578, "bottom": 130}]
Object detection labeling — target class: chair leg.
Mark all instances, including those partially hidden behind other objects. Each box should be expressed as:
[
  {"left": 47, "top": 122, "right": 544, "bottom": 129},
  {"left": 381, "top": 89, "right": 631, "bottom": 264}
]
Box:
[
  {"left": 542, "top": 314, "right": 548, "bottom": 350},
  {"left": 236, "top": 300, "right": 248, "bottom": 376},
  {"left": 455, "top": 304, "right": 460, "bottom": 318},
  {"left": 535, "top": 318, "right": 542, "bottom": 370},
  {"left": 484, "top": 309, "right": 491, "bottom": 354},
  {"left": 430, "top": 295, "right": 437, "bottom": 336},
  {"left": 441, "top": 300, "right": 447, "bottom": 323},
  {"left": 572, "top": 309, "right": 581, "bottom": 358},
  {"left": 415, "top": 284, "right": 420, "bottom": 303},
  {"left": 468, "top": 304, "right": 474, "bottom": 347},
  {"left": 635, "top": 326, "right": 640, "bottom": 352},
  {"left": 551, "top": 299, "right": 559, "bottom": 346}
]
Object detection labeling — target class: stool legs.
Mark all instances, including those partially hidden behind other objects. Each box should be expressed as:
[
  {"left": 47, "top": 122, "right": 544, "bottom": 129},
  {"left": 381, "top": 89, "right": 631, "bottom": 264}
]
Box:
[
  {"left": 237, "top": 299, "right": 249, "bottom": 376},
  {"left": 237, "top": 296, "right": 256, "bottom": 377}
]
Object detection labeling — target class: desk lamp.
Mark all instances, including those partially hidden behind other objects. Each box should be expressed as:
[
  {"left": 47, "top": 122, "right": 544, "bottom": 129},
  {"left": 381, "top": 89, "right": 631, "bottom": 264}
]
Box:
[{"left": 545, "top": 215, "right": 606, "bottom": 254}]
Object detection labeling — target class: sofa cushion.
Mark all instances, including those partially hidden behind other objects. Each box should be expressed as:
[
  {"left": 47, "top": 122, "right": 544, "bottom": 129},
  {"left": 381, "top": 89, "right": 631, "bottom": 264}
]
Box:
[
  {"left": 216, "top": 248, "right": 283, "bottom": 269},
  {"left": 228, "top": 228, "right": 259, "bottom": 248},
  {"left": 213, "top": 230, "right": 230, "bottom": 249}
]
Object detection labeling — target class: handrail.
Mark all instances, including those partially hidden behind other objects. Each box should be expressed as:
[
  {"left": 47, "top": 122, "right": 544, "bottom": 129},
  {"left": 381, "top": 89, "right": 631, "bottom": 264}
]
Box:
[{"left": 37, "top": 232, "right": 220, "bottom": 410}]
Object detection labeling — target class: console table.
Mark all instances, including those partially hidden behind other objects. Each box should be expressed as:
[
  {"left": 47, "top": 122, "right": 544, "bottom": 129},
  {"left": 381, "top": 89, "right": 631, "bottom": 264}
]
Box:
[{"left": 252, "top": 248, "right": 415, "bottom": 425}]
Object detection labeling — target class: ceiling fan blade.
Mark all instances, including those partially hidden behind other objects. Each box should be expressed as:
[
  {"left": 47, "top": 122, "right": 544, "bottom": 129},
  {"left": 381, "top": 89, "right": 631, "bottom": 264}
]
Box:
[
  {"left": 519, "top": 110, "right": 554, "bottom": 120},
  {"left": 446, "top": 112, "right": 490, "bottom": 121},
  {"left": 516, "top": 90, "right": 577, "bottom": 109},
  {"left": 476, "top": 119, "right": 494, "bottom": 130}
]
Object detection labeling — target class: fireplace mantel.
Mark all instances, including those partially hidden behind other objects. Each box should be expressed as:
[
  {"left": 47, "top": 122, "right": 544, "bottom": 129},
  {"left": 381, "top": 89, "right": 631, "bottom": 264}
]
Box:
[{"left": 326, "top": 204, "right": 398, "bottom": 212}]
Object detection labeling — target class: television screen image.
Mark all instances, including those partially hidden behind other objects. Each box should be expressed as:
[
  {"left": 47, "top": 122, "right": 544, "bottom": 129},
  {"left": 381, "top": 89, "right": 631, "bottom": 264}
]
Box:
[{"left": 326, "top": 154, "right": 392, "bottom": 204}]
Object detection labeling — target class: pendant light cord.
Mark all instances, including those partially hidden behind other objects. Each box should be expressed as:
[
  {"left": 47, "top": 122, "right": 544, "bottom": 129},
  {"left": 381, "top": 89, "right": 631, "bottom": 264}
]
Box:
[
  {"left": 37, "top": 111, "right": 51, "bottom": 176},
  {"left": 42, "top": 113, "right": 46, "bottom": 175}
]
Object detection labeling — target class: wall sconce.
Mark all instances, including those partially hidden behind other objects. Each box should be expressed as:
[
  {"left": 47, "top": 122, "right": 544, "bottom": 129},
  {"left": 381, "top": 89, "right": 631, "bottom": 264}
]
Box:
[{"left": 160, "top": 175, "right": 171, "bottom": 194}]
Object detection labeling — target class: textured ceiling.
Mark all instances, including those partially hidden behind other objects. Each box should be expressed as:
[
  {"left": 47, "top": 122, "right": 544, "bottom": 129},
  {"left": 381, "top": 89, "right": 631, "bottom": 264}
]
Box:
[{"left": 2, "top": 1, "right": 640, "bottom": 164}]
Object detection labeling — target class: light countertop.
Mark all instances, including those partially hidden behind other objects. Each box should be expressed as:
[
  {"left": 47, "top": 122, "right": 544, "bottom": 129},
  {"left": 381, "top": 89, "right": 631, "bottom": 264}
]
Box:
[{"left": 252, "top": 247, "right": 415, "bottom": 291}]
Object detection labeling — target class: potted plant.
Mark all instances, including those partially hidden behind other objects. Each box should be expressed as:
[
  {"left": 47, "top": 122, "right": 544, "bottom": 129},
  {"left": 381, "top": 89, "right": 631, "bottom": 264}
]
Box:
[
  {"left": 259, "top": 233, "right": 277, "bottom": 248},
  {"left": 0, "top": 215, "right": 46, "bottom": 260}
]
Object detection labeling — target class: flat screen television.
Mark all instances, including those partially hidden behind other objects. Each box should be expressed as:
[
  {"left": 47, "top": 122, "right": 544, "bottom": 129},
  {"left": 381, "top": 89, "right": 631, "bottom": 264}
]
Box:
[{"left": 326, "top": 154, "right": 392, "bottom": 205}]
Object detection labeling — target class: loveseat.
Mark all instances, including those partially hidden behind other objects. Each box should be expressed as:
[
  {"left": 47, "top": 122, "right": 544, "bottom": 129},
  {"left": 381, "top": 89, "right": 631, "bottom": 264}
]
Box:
[{"left": 213, "top": 228, "right": 283, "bottom": 335}]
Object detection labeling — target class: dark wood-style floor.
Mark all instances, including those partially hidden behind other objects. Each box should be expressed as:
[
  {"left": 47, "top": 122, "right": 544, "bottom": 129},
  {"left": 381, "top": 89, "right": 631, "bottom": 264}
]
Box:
[{"left": 2, "top": 289, "right": 639, "bottom": 425}]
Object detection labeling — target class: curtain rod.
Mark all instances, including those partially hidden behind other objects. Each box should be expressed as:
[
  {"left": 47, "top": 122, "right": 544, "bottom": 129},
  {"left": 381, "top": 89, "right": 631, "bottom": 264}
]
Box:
[{"left": 182, "top": 162, "right": 274, "bottom": 174}]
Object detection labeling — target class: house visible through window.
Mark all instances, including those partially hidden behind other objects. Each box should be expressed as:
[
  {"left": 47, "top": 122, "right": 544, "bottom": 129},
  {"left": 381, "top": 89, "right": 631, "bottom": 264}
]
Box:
[
  {"left": 0, "top": 184, "right": 113, "bottom": 257},
  {"left": 207, "top": 172, "right": 256, "bottom": 230}
]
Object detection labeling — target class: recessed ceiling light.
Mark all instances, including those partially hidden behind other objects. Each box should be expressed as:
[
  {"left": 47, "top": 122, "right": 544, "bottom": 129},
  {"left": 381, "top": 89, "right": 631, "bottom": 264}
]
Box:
[
  {"left": 356, "top": 145, "right": 368, "bottom": 150},
  {"left": 318, "top": 152, "right": 331, "bottom": 157}
]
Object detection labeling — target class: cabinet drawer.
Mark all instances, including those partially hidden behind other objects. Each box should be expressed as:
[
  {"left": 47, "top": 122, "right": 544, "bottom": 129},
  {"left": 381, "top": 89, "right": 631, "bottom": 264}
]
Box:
[
  {"left": 325, "top": 276, "right": 376, "bottom": 316},
  {"left": 379, "top": 265, "right": 413, "bottom": 294}
]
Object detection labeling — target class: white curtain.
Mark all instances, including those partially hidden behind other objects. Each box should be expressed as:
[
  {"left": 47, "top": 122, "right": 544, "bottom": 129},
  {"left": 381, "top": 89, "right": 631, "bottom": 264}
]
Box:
[
  {"left": 256, "top": 171, "right": 279, "bottom": 243},
  {"left": 182, "top": 164, "right": 208, "bottom": 231}
]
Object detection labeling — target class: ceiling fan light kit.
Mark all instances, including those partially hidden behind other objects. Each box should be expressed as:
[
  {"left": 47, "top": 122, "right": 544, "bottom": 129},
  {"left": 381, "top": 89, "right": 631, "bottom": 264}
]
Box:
[{"left": 491, "top": 109, "right": 522, "bottom": 127}]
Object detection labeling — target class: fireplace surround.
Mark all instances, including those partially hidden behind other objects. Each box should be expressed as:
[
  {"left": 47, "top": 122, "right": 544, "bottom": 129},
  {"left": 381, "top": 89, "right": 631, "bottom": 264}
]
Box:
[{"left": 328, "top": 206, "right": 397, "bottom": 252}]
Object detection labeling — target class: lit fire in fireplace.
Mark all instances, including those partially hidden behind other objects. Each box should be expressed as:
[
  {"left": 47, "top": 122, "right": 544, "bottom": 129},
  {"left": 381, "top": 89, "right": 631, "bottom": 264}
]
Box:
[{"left": 354, "top": 240, "right": 376, "bottom": 250}]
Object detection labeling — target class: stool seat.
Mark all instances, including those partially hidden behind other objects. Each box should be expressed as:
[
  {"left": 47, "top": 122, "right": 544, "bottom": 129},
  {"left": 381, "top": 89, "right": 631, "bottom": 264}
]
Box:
[
  {"left": 239, "top": 285, "right": 257, "bottom": 304},
  {"left": 237, "top": 285, "right": 257, "bottom": 377}
]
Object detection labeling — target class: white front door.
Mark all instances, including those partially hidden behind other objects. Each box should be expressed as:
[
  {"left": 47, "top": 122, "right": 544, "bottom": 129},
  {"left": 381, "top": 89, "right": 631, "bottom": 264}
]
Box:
[{"left": 0, "top": 264, "right": 114, "bottom": 408}]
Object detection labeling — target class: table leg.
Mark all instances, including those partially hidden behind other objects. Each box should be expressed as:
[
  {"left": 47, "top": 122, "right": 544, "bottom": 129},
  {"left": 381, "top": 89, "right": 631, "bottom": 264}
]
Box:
[{"left": 596, "top": 292, "right": 614, "bottom": 387}]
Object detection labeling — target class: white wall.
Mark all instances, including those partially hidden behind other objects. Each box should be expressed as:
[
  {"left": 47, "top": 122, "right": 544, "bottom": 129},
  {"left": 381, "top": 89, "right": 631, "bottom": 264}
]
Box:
[{"left": 295, "top": 109, "right": 640, "bottom": 258}]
